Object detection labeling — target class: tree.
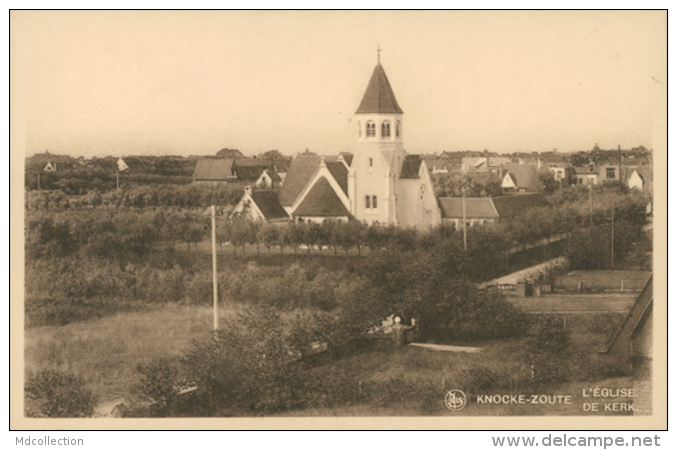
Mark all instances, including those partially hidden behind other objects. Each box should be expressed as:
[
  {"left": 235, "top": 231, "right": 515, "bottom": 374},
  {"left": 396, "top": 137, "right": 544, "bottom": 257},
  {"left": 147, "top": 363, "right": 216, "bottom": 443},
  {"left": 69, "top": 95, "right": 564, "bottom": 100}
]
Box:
[
  {"left": 229, "top": 218, "right": 250, "bottom": 255},
  {"left": 538, "top": 168, "right": 559, "bottom": 195},
  {"left": 257, "top": 223, "right": 281, "bottom": 254},
  {"left": 283, "top": 222, "right": 304, "bottom": 254},
  {"left": 322, "top": 220, "right": 342, "bottom": 256},
  {"left": 339, "top": 220, "right": 366, "bottom": 255},
  {"left": 25, "top": 370, "right": 97, "bottom": 418}
]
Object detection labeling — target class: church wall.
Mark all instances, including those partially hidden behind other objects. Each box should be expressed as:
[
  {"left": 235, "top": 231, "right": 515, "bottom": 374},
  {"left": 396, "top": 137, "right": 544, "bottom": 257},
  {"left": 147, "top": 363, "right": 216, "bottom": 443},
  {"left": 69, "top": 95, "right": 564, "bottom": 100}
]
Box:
[{"left": 395, "top": 163, "right": 441, "bottom": 229}]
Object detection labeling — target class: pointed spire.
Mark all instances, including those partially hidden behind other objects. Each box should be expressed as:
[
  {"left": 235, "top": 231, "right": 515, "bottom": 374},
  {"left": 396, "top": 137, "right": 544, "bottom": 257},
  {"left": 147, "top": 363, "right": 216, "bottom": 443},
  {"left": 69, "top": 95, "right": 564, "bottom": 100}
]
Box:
[{"left": 355, "top": 63, "right": 403, "bottom": 114}]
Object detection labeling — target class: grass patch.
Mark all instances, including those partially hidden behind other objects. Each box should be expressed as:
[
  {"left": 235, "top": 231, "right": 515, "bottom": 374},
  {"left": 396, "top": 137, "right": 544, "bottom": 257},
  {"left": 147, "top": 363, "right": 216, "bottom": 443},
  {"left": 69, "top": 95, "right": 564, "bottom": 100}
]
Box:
[{"left": 24, "top": 304, "right": 242, "bottom": 403}]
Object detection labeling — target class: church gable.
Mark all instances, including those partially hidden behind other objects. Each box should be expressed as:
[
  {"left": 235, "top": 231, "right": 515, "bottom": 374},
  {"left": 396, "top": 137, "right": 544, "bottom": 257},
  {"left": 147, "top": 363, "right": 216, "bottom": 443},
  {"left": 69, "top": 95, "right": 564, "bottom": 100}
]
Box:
[{"left": 293, "top": 177, "right": 350, "bottom": 218}]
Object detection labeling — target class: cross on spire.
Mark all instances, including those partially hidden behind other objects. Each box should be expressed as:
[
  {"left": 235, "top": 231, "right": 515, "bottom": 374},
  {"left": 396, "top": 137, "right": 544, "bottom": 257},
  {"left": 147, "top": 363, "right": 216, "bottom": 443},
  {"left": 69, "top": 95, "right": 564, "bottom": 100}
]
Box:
[{"left": 377, "top": 44, "right": 381, "bottom": 63}]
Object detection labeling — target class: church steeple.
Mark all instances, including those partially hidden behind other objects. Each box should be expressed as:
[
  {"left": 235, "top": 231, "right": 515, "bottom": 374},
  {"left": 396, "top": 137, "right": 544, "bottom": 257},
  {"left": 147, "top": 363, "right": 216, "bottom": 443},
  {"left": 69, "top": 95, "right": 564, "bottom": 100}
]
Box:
[{"left": 355, "top": 63, "right": 403, "bottom": 114}]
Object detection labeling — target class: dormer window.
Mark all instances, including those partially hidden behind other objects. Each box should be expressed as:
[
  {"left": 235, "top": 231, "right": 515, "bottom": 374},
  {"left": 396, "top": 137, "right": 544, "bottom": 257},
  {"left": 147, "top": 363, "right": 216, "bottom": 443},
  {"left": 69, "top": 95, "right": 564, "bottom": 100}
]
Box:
[
  {"left": 358, "top": 121, "right": 362, "bottom": 137},
  {"left": 381, "top": 121, "right": 391, "bottom": 138},
  {"left": 366, "top": 121, "right": 376, "bottom": 137},
  {"left": 396, "top": 121, "right": 401, "bottom": 137}
]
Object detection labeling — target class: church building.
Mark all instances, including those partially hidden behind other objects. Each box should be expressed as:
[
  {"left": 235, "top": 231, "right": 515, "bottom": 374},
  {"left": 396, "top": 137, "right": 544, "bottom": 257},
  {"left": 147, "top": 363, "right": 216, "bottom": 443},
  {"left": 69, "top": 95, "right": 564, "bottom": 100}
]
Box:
[{"left": 235, "top": 59, "right": 441, "bottom": 229}]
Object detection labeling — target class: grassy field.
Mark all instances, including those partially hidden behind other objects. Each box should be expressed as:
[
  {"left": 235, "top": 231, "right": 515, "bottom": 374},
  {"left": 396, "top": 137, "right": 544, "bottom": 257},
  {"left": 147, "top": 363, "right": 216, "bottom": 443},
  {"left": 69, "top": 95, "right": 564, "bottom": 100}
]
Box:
[
  {"left": 24, "top": 303, "right": 243, "bottom": 403},
  {"left": 25, "top": 301, "right": 637, "bottom": 416}
]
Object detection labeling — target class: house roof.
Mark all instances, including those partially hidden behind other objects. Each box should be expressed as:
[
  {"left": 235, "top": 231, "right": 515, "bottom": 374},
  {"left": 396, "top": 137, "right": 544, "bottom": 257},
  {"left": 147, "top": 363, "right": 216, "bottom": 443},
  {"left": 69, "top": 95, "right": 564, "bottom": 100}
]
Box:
[
  {"left": 463, "top": 157, "right": 487, "bottom": 169},
  {"left": 262, "top": 170, "right": 282, "bottom": 183},
  {"left": 491, "top": 194, "right": 551, "bottom": 218},
  {"left": 325, "top": 161, "right": 348, "bottom": 195},
  {"left": 400, "top": 155, "right": 422, "bottom": 179},
  {"left": 250, "top": 190, "right": 288, "bottom": 220},
  {"left": 438, "top": 197, "right": 499, "bottom": 219},
  {"left": 278, "top": 155, "right": 324, "bottom": 207},
  {"left": 355, "top": 63, "right": 403, "bottom": 114},
  {"left": 193, "top": 159, "right": 235, "bottom": 180},
  {"left": 293, "top": 177, "right": 350, "bottom": 217},
  {"left": 233, "top": 158, "right": 271, "bottom": 167},
  {"left": 573, "top": 166, "right": 598, "bottom": 174},
  {"left": 488, "top": 157, "right": 511, "bottom": 167},
  {"left": 503, "top": 164, "right": 543, "bottom": 191}
]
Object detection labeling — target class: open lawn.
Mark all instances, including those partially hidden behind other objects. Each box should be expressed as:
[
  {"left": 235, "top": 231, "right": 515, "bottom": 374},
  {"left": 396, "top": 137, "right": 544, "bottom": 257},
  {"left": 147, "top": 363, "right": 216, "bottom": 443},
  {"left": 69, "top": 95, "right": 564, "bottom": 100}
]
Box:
[
  {"left": 25, "top": 302, "right": 636, "bottom": 416},
  {"left": 24, "top": 303, "right": 243, "bottom": 403},
  {"left": 508, "top": 293, "right": 637, "bottom": 313}
]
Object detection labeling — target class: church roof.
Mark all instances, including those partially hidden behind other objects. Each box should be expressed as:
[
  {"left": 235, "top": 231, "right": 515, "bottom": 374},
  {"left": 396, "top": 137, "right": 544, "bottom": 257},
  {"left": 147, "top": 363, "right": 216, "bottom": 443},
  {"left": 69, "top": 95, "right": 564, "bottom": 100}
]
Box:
[
  {"left": 355, "top": 63, "right": 403, "bottom": 114},
  {"left": 278, "top": 155, "right": 324, "bottom": 206},
  {"left": 250, "top": 190, "right": 289, "bottom": 220},
  {"left": 400, "top": 155, "right": 422, "bottom": 179},
  {"left": 325, "top": 161, "right": 348, "bottom": 195},
  {"left": 293, "top": 177, "right": 350, "bottom": 217},
  {"left": 278, "top": 155, "right": 348, "bottom": 206}
]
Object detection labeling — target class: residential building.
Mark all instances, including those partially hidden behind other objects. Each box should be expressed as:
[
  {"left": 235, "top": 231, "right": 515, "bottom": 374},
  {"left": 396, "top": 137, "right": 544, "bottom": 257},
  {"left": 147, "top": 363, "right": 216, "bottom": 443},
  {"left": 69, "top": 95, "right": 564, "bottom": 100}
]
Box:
[
  {"left": 438, "top": 193, "right": 551, "bottom": 228},
  {"left": 501, "top": 164, "right": 543, "bottom": 193}
]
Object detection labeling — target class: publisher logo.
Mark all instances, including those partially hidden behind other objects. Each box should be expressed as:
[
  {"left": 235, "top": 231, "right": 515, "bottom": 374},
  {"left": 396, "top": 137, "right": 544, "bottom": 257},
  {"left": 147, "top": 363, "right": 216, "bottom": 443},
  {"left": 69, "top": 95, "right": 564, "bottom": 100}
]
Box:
[{"left": 444, "top": 389, "right": 467, "bottom": 411}]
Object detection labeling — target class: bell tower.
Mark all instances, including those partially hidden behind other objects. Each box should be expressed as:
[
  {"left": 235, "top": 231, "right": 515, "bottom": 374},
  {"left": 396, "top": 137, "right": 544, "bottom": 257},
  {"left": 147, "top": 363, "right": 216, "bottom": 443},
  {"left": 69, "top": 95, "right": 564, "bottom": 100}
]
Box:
[{"left": 348, "top": 54, "right": 405, "bottom": 224}]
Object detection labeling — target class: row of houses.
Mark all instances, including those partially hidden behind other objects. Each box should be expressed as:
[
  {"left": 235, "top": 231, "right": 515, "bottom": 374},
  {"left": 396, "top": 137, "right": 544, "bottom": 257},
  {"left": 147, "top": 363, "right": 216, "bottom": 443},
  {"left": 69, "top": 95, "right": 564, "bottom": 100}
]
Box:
[
  {"left": 230, "top": 149, "right": 553, "bottom": 228},
  {"left": 192, "top": 158, "right": 287, "bottom": 187}
]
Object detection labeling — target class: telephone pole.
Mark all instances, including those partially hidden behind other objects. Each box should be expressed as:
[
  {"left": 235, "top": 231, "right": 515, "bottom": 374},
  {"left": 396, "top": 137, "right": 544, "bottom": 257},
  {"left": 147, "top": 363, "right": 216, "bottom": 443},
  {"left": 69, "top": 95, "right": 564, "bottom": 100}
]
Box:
[
  {"left": 611, "top": 198, "right": 615, "bottom": 269},
  {"left": 211, "top": 205, "right": 219, "bottom": 331},
  {"left": 462, "top": 187, "right": 468, "bottom": 254},
  {"left": 618, "top": 144, "right": 623, "bottom": 194},
  {"left": 588, "top": 184, "right": 593, "bottom": 225}
]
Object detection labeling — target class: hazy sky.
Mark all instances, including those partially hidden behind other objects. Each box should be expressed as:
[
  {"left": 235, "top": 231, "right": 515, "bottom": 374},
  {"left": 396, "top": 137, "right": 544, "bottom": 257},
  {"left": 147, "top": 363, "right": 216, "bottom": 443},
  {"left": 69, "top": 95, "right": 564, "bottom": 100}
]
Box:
[{"left": 12, "top": 11, "right": 666, "bottom": 158}]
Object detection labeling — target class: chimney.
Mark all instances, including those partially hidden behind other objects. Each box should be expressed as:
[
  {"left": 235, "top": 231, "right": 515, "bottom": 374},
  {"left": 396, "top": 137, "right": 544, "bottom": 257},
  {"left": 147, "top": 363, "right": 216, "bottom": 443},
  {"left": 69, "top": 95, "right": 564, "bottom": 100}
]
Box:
[{"left": 245, "top": 186, "right": 252, "bottom": 195}]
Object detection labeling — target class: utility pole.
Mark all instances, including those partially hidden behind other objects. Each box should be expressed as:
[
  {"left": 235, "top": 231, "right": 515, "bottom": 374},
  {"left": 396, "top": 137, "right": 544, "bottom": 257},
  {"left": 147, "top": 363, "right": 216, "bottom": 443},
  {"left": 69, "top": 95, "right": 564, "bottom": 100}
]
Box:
[
  {"left": 618, "top": 144, "right": 623, "bottom": 194},
  {"left": 462, "top": 187, "right": 468, "bottom": 254},
  {"left": 611, "top": 197, "right": 615, "bottom": 269},
  {"left": 37, "top": 173, "right": 41, "bottom": 193},
  {"left": 116, "top": 172, "right": 119, "bottom": 191},
  {"left": 211, "top": 205, "right": 219, "bottom": 331},
  {"left": 588, "top": 183, "right": 593, "bottom": 225}
]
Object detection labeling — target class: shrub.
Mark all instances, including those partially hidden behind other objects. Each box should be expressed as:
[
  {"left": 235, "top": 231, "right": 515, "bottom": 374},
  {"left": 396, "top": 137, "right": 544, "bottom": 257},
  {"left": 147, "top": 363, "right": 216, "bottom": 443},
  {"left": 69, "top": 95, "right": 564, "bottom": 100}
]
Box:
[
  {"left": 25, "top": 370, "right": 97, "bottom": 418},
  {"left": 526, "top": 316, "right": 571, "bottom": 386}
]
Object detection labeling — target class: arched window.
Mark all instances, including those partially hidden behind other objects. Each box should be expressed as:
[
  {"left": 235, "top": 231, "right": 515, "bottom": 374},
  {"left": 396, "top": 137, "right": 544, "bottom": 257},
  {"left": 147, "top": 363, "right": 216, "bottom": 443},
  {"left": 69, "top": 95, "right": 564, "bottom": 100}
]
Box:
[
  {"left": 372, "top": 196, "right": 377, "bottom": 209},
  {"left": 381, "top": 121, "right": 391, "bottom": 138},
  {"left": 396, "top": 121, "right": 401, "bottom": 137},
  {"left": 365, "top": 195, "right": 371, "bottom": 209},
  {"left": 368, "top": 157, "right": 373, "bottom": 167},
  {"left": 357, "top": 121, "right": 361, "bottom": 137},
  {"left": 366, "top": 121, "right": 376, "bottom": 137}
]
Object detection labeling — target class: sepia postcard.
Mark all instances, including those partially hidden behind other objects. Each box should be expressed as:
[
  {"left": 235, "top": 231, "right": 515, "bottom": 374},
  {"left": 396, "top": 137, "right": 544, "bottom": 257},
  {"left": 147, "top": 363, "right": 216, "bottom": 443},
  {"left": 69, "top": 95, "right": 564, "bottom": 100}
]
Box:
[{"left": 10, "top": 10, "right": 667, "bottom": 430}]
